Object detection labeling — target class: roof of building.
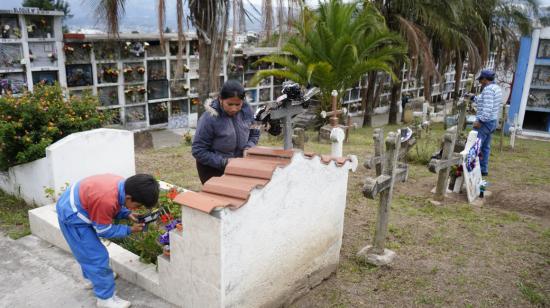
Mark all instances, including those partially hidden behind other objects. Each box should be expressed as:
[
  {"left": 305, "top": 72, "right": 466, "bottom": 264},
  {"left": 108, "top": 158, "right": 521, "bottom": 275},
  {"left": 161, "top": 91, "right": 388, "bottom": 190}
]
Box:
[{"left": 173, "top": 146, "right": 355, "bottom": 214}]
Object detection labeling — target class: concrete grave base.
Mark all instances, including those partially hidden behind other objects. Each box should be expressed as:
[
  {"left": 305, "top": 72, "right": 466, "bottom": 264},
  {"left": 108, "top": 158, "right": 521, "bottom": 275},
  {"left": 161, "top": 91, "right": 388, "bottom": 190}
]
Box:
[{"left": 357, "top": 245, "right": 396, "bottom": 266}]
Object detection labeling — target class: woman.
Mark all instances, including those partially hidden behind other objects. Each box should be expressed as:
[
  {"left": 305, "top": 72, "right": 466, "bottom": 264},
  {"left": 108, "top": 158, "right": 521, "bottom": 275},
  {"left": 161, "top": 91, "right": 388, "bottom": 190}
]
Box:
[{"left": 192, "top": 80, "right": 260, "bottom": 184}]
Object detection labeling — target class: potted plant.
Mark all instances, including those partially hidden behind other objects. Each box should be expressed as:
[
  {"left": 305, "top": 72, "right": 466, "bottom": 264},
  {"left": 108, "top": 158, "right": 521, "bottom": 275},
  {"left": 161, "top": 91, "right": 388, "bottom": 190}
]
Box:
[{"left": 2, "top": 24, "right": 10, "bottom": 39}]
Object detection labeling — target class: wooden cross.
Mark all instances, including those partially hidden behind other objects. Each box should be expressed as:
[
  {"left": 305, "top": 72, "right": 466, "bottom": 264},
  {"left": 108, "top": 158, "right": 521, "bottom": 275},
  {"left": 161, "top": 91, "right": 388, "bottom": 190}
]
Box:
[
  {"left": 320, "top": 90, "right": 347, "bottom": 128},
  {"left": 364, "top": 128, "right": 416, "bottom": 177},
  {"left": 357, "top": 130, "right": 412, "bottom": 265},
  {"left": 428, "top": 126, "right": 462, "bottom": 201}
]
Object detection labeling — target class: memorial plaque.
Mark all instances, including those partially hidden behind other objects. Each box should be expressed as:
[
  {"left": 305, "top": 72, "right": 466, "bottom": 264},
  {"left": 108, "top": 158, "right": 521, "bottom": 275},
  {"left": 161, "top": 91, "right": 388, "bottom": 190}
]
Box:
[
  {"left": 125, "top": 105, "right": 146, "bottom": 124},
  {"left": 32, "top": 70, "right": 57, "bottom": 85},
  {"left": 148, "top": 102, "right": 168, "bottom": 125},
  {"left": 98, "top": 86, "right": 119, "bottom": 106},
  {"left": 66, "top": 64, "right": 93, "bottom": 87},
  {"left": 124, "top": 84, "right": 146, "bottom": 104},
  {"left": 94, "top": 42, "right": 119, "bottom": 61},
  {"left": 0, "top": 72, "right": 26, "bottom": 95},
  {"left": 26, "top": 15, "right": 53, "bottom": 38},
  {"left": 0, "top": 14, "right": 21, "bottom": 39},
  {"left": 120, "top": 41, "right": 145, "bottom": 59},
  {"left": 147, "top": 60, "right": 166, "bottom": 80},
  {"left": 148, "top": 79, "right": 169, "bottom": 100},
  {"left": 0, "top": 43, "right": 23, "bottom": 70},
  {"left": 170, "top": 79, "right": 187, "bottom": 98},
  {"left": 29, "top": 42, "right": 57, "bottom": 67},
  {"left": 64, "top": 43, "right": 91, "bottom": 64},
  {"left": 123, "top": 62, "right": 145, "bottom": 83},
  {"left": 97, "top": 63, "right": 119, "bottom": 84}
]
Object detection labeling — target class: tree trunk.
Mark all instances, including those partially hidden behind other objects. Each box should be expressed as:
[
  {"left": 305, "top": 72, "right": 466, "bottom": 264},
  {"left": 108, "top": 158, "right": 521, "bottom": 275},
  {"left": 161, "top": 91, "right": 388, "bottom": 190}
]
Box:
[
  {"left": 362, "top": 72, "right": 377, "bottom": 127},
  {"left": 423, "top": 75, "right": 432, "bottom": 104},
  {"left": 452, "top": 53, "right": 463, "bottom": 114},
  {"left": 197, "top": 38, "right": 212, "bottom": 115},
  {"left": 388, "top": 65, "right": 401, "bottom": 124}
]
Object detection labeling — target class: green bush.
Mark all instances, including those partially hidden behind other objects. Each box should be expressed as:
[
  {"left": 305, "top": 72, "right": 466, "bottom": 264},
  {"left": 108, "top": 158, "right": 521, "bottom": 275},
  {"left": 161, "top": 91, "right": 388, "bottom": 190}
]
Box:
[{"left": 0, "top": 83, "right": 110, "bottom": 170}]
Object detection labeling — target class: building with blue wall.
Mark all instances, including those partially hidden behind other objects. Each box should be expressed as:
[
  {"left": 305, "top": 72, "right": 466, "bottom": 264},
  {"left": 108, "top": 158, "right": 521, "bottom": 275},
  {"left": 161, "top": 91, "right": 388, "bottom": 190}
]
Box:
[{"left": 508, "top": 27, "right": 550, "bottom": 137}]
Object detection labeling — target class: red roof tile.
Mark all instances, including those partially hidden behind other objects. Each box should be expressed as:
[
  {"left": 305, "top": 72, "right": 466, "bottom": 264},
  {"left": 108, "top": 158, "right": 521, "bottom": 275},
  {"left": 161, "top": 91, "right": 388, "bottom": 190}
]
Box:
[{"left": 173, "top": 146, "right": 355, "bottom": 213}]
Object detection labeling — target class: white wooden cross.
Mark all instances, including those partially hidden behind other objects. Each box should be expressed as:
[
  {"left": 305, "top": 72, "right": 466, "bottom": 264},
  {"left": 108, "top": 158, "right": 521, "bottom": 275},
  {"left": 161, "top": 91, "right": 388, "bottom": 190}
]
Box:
[{"left": 509, "top": 113, "right": 521, "bottom": 149}]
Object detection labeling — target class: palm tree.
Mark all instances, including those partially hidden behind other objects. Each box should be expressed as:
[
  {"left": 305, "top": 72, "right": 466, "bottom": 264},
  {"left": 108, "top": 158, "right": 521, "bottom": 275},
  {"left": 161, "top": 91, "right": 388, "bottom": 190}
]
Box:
[
  {"left": 367, "top": 0, "right": 470, "bottom": 124},
  {"left": 250, "top": 0, "right": 406, "bottom": 115}
]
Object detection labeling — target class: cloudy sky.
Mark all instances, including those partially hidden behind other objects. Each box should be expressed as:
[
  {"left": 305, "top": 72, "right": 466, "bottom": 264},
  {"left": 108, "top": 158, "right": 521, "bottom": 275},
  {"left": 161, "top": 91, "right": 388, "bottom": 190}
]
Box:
[{"left": 1, "top": 0, "right": 548, "bottom": 32}]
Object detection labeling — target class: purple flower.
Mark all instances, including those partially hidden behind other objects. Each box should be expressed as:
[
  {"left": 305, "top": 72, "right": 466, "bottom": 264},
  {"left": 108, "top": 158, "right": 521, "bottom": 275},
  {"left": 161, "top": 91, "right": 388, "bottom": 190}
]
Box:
[
  {"left": 164, "top": 219, "right": 181, "bottom": 232},
  {"left": 158, "top": 232, "right": 170, "bottom": 245}
]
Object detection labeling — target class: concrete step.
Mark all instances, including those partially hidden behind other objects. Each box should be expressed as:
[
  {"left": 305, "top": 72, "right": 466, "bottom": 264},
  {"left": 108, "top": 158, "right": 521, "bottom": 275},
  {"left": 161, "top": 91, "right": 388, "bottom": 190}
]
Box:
[{"left": 0, "top": 233, "right": 175, "bottom": 308}]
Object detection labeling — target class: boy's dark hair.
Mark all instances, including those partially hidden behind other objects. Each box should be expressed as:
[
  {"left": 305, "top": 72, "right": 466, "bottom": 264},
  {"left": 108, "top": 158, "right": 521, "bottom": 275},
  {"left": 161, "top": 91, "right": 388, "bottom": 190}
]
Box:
[
  {"left": 125, "top": 174, "right": 159, "bottom": 208},
  {"left": 220, "top": 80, "right": 245, "bottom": 100}
]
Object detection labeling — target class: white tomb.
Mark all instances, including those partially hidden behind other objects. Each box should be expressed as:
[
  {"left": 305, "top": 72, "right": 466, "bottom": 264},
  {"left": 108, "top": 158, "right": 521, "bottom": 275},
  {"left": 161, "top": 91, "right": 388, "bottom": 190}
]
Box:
[
  {"left": 0, "top": 128, "right": 135, "bottom": 205},
  {"left": 29, "top": 141, "right": 358, "bottom": 307}
]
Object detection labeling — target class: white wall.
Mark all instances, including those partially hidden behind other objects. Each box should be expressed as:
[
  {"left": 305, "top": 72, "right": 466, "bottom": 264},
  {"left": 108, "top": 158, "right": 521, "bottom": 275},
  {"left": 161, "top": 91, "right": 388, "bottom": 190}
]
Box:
[
  {"left": 221, "top": 154, "right": 350, "bottom": 307},
  {"left": 159, "top": 153, "right": 353, "bottom": 307},
  {"left": 0, "top": 128, "right": 135, "bottom": 205}
]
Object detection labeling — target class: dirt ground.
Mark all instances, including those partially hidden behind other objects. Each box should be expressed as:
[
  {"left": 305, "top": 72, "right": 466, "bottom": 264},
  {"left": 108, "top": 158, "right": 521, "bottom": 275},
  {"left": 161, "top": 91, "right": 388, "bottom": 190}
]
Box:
[{"left": 136, "top": 125, "right": 550, "bottom": 307}]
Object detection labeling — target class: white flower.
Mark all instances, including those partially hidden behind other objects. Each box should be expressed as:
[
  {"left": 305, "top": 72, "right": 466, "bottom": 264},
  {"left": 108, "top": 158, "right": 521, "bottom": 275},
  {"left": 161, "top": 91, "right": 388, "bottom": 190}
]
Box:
[
  {"left": 126, "top": 41, "right": 131, "bottom": 46},
  {"left": 20, "top": 59, "right": 26, "bottom": 65},
  {"left": 4, "top": 25, "right": 10, "bottom": 31},
  {"left": 144, "top": 42, "right": 150, "bottom": 47}
]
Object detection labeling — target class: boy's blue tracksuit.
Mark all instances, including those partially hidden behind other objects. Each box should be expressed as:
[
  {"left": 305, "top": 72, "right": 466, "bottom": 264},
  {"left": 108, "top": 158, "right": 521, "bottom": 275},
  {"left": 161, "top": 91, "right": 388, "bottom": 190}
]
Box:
[{"left": 56, "top": 174, "right": 132, "bottom": 300}]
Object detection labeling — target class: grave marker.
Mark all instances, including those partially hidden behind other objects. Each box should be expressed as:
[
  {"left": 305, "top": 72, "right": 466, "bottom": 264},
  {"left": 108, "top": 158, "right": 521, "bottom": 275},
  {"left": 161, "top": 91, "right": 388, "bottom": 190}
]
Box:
[
  {"left": 460, "top": 130, "right": 482, "bottom": 203},
  {"left": 428, "top": 126, "right": 462, "bottom": 201},
  {"left": 319, "top": 90, "right": 350, "bottom": 141},
  {"left": 292, "top": 127, "right": 306, "bottom": 151},
  {"left": 357, "top": 130, "right": 412, "bottom": 266}
]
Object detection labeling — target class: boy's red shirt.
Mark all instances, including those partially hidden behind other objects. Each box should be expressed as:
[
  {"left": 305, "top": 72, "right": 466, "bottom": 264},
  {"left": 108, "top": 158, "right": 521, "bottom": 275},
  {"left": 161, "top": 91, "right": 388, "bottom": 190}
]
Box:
[{"left": 79, "top": 174, "right": 124, "bottom": 225}]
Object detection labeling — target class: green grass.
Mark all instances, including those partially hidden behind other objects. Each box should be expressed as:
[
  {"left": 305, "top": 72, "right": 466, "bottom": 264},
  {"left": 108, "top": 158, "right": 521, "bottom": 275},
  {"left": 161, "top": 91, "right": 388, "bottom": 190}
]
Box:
[
  {"left": 517, "top": 281, "right": 548, "bottom": 306},
  {"left": 0, "top": 190, "right": 34, "bottom": 239}
]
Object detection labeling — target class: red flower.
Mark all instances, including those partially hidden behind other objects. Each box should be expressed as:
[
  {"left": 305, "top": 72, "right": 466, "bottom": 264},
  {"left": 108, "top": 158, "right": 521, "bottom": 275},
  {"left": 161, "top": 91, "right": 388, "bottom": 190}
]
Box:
[
  {"left": 167, "top": 188, "right": 178, "bottom": 200},
  {"left": 160, "top": 214, "right": 168, "bottom": 223}
]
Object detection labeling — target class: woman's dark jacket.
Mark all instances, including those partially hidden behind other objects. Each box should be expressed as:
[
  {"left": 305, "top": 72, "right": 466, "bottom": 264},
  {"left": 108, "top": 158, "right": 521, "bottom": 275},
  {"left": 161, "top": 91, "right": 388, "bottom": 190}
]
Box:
[{"left": 191, "top": 99, "right": 260, "bottom": 170}]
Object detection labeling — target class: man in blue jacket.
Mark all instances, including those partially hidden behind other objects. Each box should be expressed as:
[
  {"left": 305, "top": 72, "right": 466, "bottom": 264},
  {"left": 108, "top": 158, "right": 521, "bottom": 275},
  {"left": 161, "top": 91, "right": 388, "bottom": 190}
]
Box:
[
  {"left": 471, "top": 70, "right": 503, "bottom": 176},
  {"left": 192, "top": 80, "right": 260, "bottom": 183}
]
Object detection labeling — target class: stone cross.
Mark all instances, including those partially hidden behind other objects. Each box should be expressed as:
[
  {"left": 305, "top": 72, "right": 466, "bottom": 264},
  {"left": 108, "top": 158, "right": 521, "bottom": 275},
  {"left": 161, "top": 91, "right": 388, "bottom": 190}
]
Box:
[
  {"left": 270, "top": 101, "right": 308, "bottom": 150},
  {"left": 292, "top": 127, "right": 306, "bottom": 151},
  {"left": 357, "top": 130, "right": 410, "bottom": 266},
  {"left": 428, "top": 126, "right": 462, "bottom": 201},
  {"left": 330, "top": 127, "right": 346, "bottom": 157},
  {"left": 320, "top": 90, "right": 346, "bottom": 127}
]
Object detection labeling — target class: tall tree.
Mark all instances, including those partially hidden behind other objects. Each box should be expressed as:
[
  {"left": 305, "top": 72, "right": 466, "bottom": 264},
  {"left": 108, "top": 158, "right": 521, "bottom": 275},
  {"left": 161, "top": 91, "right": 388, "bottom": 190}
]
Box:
[{"left": 250, "top": 0, "right": 406, "bottom": 112}]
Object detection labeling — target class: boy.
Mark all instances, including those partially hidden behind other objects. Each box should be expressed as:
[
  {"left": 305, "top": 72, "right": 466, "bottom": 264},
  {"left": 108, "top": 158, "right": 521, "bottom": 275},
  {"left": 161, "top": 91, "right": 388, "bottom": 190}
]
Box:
[{"left": 56, "top": 173, "right": 159, "bottom": 308}]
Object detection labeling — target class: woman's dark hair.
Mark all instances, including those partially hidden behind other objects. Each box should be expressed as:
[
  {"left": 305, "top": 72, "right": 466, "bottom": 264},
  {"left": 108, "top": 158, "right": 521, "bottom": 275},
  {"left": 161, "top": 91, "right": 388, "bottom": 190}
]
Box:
[
  {"left": 220, "top": 80, "right": 245, "bottom": 100},
  {"left": 125, "top": 174, "right": 159, "bottom": 208}
]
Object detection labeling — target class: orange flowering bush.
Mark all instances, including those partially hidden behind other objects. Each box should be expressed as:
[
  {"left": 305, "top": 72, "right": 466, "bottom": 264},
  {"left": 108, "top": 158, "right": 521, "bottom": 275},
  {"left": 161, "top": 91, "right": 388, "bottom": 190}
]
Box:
[{"left": 0, "top": 83, "right": 111, "bottom": 170}]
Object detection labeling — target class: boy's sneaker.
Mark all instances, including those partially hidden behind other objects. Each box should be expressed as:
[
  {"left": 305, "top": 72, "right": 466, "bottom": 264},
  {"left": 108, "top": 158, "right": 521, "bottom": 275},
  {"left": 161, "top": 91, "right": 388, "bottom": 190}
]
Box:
[
  {"left": 84, "top": 272, "right": 118, "bottom": 289},
  {"left": 96, "top": 295, "right": 131, "bottom": 308}
]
